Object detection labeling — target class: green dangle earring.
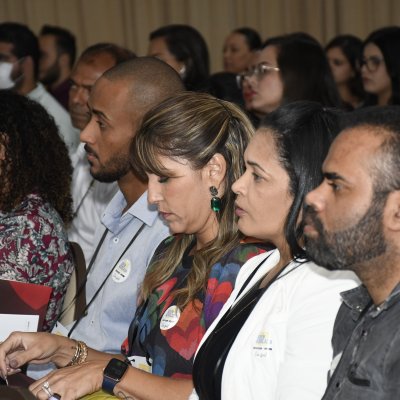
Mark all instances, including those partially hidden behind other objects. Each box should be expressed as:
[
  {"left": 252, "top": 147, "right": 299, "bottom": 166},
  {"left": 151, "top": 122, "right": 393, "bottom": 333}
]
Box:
[{"left": 210, "top": 186, "right": 221, "bottom": 212}]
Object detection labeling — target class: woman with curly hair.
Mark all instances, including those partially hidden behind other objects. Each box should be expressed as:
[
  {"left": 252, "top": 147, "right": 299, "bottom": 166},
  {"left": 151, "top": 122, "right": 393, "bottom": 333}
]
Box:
[{"left": 0, "top": 90, "right": 74, "bottom": 331}]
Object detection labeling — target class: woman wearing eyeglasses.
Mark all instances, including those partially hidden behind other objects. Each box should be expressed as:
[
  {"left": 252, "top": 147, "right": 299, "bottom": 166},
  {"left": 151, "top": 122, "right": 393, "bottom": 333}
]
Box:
[
  {"left": 361, "top": 26, "right": 400, "bottom": 106},
  {"left": 236, "top": 33, "right": 340, "bottom": 120}
]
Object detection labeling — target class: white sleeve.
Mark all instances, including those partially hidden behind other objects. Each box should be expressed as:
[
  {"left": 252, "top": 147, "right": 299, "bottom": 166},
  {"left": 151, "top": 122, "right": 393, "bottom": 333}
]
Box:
[{"left": 275, "top": 269, "right": 355, "bottom": 399}]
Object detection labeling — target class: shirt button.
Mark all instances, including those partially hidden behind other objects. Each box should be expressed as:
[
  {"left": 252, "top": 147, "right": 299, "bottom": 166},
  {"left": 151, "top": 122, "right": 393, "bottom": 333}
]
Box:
[
  {"left": 335, "top": 382, "right": 341, "bottom": 388},
  {"left": 362, "top": 330, "right": 368, "bottom": 336},
  {"left": 113, "top": 237, "right": 119, "bottom": 243}
]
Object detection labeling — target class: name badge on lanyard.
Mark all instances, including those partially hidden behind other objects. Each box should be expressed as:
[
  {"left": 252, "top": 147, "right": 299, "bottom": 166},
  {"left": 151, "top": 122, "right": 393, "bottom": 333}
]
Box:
[{"left": 112, "top": 259, "right": 131, "bottom": 283}]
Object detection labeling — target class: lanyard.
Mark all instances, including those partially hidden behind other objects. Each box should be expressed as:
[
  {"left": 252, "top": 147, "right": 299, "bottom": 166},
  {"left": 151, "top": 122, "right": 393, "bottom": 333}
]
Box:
[
  {"left": 58, "top": 227, "right": 108, "bottom": 322},
  {"left": 72, "top": 179, "right": 95, "bottom": 219},
  {"left": 67, "top": 221, "right": 146, "bottom": 337}
]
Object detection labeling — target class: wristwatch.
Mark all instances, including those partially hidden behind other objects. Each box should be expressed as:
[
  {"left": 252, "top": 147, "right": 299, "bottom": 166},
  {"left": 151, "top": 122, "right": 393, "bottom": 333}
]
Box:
[{"left": 102, "top": 358, "right": 129, "bottom": 395}]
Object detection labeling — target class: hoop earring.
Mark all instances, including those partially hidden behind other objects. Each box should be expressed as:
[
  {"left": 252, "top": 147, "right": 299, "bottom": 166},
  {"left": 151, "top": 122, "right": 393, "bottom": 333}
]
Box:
[{"left": 210, "top": 186, "right": 221, "bottom": 212}]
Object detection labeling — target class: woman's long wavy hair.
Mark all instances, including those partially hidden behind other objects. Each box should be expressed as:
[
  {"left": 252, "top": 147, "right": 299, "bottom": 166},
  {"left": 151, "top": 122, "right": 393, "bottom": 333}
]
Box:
[
  {"left": 131, "top": 91, "right": 254, "bottom": 307},
  {"left": 0, "top": 91, "right": 73, "bottom": 223}
]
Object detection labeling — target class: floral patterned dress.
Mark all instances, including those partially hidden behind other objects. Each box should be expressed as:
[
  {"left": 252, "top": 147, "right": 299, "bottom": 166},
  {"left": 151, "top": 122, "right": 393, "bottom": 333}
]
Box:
[
  {"left": 121, "top": 236, "right": 268, "bottom": 378},
  {"left": 0, "top": 193, "right": 74, "bottom": 331}
]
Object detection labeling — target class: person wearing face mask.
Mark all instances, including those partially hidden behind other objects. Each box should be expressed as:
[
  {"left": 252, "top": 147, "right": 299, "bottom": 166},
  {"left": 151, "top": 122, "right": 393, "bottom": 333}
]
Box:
[{"left": 0, "top": 22, "right": 79, "bottom": 157}]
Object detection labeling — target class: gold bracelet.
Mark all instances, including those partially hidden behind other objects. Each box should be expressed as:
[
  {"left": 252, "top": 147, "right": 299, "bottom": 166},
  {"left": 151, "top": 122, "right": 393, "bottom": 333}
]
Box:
[
  {"left": 76, "top": 341, "right": 88, "bottom": 365},
  {"left": 66, "top": 340, "right": 88, "bottom": 366},
  {"left": 66, "top": 340, "right": 80, "bottom": 367}
]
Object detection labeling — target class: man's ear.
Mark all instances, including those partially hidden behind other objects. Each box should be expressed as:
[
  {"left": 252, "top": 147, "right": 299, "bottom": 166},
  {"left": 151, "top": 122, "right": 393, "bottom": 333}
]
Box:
[
  {"left": 204, "top": 153, "right": 227, "bottom": 192},
  {"left": 384, "top": 191, "right": 400, "bottom": 232}
]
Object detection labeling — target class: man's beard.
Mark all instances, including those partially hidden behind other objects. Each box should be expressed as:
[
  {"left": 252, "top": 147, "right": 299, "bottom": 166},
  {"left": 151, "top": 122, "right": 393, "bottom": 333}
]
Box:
[
  {"left": 90, "top": 154, "right": 130, "bottom": 183},
  {"left": 304, "top": 192, "right": 387, "bottom": 271},
  {"left": 40, "top": 60, "right": 61, "bottom": 86}
]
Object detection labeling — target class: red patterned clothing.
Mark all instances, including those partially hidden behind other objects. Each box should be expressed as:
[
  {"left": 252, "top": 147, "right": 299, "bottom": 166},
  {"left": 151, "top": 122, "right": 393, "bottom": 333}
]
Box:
[
  {"left": 0, "top": 193, "right": 74, "bottom": 331},
  {"left": 121, "top": 237, "right": 268, "bottom": 378}
]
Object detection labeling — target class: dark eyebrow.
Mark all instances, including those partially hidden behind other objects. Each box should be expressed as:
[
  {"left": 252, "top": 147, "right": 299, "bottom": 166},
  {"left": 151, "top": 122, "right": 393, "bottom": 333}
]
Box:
[
  {"left": 247, "top": 160, "right": 267, "bottom": 173},
  {"left": 324, "top": 172, "right": 346, "bottom": 181},
  {"left": 87, "top": 103, "right": 109, "bottom": 121}
]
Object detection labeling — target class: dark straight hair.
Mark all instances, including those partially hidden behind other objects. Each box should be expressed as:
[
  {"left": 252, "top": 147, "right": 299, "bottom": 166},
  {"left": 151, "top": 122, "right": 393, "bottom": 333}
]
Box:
[
  {"left": 40, "top": 24, "right": 77, "bottom": 68},
  {"left": 325, "top": 34, "right": 365, "bottom": 102},
  {"left": 363, "top": 26, "right": 400, "bottom": 105},
  {"left": 233, "top": 27, "right": 262, "bottom": 50},
  {"left": 262, "top": 33, "right": 341, "bottom": 108},
  {"left": 149, "top": 24, "right": 210, "bottom": 92},
  {"left": 259, "top": 100, "right": 342, "bottom": 259}
]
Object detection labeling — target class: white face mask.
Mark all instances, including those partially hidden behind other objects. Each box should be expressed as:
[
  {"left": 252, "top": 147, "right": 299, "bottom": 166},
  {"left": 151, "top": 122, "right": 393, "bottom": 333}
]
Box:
[{"left": 0, "top": 62, "right": 15, "bottom": 89}]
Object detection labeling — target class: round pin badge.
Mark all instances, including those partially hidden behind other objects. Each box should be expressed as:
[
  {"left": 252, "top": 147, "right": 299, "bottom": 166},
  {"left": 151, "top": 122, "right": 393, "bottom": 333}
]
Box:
[
  {"left": 112, "top": 259, "right": 131, "bottom": 283},
  {"left": 160, "top": 305, "right": 181, "bottom": 330}
]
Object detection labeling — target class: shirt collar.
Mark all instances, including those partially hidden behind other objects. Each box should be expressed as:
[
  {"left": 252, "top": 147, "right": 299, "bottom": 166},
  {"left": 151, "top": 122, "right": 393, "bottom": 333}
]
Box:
[
  {"left": 341, "top": 281, "right": 400, "bottom": 319},
  {"left": 102, "top": 190, "right": 160, "bottom": 234}
]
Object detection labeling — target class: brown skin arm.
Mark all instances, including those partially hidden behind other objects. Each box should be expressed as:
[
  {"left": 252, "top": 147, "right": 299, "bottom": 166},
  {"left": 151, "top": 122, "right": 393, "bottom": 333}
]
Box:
[
  {"left": 0, "top": 331, "right": 117, "bottom": 377},
  {"left": 0, "top": 332, "right": 193, "bottom": 400}
]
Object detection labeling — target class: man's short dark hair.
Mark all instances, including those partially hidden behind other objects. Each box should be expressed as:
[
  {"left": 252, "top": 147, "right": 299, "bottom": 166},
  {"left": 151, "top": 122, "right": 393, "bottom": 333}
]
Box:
[
  {"left": 341, "top": 106, "right": 400, "bottom": 193},
  {"left": 40, "top": 24, "right": 76, "bottom": 68},
  {"left": 0, "top": 22, "right": 40, "bottom": 79}
]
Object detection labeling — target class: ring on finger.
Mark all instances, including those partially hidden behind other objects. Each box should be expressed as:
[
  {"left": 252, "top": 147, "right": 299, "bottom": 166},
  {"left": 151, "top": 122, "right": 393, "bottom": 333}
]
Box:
[{"left": 41, "top": 381, "right": 54, "bottom": 398}]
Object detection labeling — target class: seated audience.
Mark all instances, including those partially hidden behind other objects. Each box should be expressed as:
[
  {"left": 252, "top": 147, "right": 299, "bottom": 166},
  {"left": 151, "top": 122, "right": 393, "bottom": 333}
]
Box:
[
  {"left": 361, "top": 26, "right": 400, "bottom": 106},
  {"left": 305, "top": 106, "right": 400, "bottom": 399},
  {"left": 0, "top": 22, "right": 79, "bottom": 156},
  {"left": 148, "top": 24, "right": 210, "bottom": 91},
  {"left": 0, "top": 91, "right": 74, "bottom": 331},
  {"left": 65, "top": 57, "right": 177, "bottom": 354},
  {"left": 0, "top": 91, "right": 267, "bottom": 400},
  {"left": 237, "top": 33, "right": 340, "bottom": 120},
  {"left": 210, "top": 27, "right": 261, "bottom": 109},
  {"left": 325, "top": 34, "right": 365, "bottom": 109},
  {"left": 67, "top": 43, "right": 136, "bottom": 266},
  {"left": 26, "top": 56, "right": 175, "bottom": 380},
  {"left": 39, "top": 24, "right": 76, "bottom": 110},
  {"left": 191, "top": 101, "right": 358, "bottom": 400}
]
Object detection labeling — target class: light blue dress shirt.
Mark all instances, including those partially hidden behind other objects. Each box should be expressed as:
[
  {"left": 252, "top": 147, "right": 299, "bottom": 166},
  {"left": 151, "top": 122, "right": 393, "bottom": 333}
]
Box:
[{"left": 70, "top": 190, "right": 169, "bottom": 353}]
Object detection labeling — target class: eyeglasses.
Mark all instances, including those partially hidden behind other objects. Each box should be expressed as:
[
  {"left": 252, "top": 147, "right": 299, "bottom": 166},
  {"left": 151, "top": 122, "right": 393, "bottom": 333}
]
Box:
[
  {"left": 236, "top": 62, "right": 280, "bottom": 88},
  {"left": 360, "top": 56, "right": 384, "bottom": 73}
]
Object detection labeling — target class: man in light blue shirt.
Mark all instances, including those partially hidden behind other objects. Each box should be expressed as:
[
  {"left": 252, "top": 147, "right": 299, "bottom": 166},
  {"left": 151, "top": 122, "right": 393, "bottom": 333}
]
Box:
[
  {"left": 66, "top": 57, "right": 184, "bottom": 353},
  {"left": 27, "top": 54, "right": 185, "bottom": 380},
  {"left": 71, "top": 191, "right": 168, "bottom": 352}
]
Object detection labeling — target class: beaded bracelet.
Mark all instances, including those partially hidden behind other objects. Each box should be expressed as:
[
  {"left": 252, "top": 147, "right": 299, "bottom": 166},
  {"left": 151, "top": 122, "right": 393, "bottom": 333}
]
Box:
[{"left": 66, "top": 340, "right": 88, "bottom": 366}]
